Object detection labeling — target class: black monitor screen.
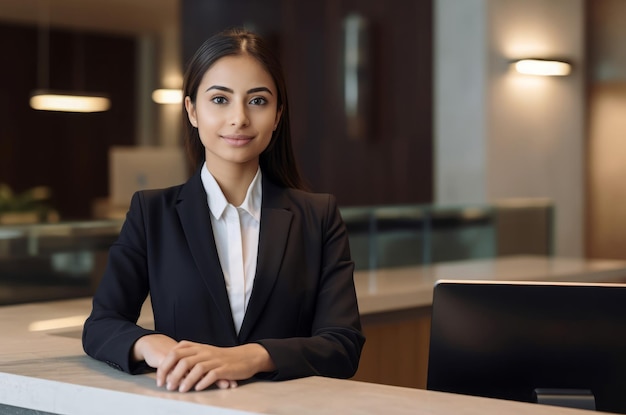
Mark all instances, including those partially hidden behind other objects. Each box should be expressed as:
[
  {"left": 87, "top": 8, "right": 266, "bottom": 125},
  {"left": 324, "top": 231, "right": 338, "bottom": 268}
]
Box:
[{"left": 427, "top": 280, "right": 626, "bottom": 414}]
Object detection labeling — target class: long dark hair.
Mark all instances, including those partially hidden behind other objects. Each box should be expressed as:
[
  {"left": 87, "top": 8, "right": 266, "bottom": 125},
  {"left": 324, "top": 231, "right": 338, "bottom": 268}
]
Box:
[{"left": 183, "top": 28, "right": 307, "bottom": 190}]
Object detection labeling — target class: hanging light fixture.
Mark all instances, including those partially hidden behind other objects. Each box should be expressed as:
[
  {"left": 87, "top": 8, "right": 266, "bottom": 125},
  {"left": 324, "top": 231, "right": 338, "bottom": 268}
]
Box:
[
  {"left": 30, "top": 91, "right": 111, "bottom": 112},
  {"left": 30, "top": 0, "right": 111, "bottom": 113}
]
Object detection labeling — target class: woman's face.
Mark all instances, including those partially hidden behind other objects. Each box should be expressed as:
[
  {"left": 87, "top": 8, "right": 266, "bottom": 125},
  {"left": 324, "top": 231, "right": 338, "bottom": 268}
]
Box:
[{"left": 185, "top": 53, "right": 282, "bottom": 173}]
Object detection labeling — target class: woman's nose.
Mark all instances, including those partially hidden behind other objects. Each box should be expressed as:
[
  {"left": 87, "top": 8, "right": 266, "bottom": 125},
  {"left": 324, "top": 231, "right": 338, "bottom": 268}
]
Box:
[{"left": 230, "top": 102, "right": 249, "bottom": 127}]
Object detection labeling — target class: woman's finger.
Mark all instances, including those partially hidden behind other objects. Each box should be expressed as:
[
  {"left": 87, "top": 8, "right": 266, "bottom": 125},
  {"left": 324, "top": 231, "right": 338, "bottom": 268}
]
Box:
[
  {"left": 178, "top": 362, "right": 215, "bottom": 392},
  {"left": 195, "top": 370, "right": 221, "bottom": 391},
  {"left": 216, "top": 379, "right": 230, "bottom": 389},
  {"left": 157, "top": 347, "right": 197, "bottom": 390}
]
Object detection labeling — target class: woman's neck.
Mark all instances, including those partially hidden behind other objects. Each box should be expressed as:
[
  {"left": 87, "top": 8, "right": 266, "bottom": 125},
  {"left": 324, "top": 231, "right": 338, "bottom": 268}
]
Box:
[{"left": 205, "top": 162, "right": 258, "bottom": 206}]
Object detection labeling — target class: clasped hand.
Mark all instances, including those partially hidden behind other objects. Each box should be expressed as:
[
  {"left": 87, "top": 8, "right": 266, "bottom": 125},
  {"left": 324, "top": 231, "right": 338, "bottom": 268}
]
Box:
[{"left": 133, "top": 334, "right": 273, "bottom": 392}]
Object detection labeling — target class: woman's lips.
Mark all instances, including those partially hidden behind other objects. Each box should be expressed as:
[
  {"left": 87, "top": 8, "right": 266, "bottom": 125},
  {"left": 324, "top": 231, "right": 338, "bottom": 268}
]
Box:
[{"left": 221, "top": 135, "right": 253, "bottom": 147}]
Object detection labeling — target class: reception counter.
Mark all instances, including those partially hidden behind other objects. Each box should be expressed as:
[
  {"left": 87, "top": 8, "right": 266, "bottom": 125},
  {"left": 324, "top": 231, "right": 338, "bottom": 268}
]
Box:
[
  {"left": 351, "top": 255, "right": 626, "bottom": 388},
  {"left": 0, "top": 296, "right": 611, "bottom": 415},
  {"left": 2, "top": 255, "right": 626, "bottom": 414}
]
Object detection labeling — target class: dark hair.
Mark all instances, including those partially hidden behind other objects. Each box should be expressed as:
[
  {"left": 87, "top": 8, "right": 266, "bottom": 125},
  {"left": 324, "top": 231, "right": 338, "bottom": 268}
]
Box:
[{"left": 182, "top": 28, "right": 307, "bottom": 190}]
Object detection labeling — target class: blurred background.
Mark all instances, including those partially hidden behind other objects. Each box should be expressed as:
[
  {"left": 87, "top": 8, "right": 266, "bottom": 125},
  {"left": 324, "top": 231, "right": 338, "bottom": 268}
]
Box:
[{"left": 0, "top": 0, "right": 624, "bottom": 267}]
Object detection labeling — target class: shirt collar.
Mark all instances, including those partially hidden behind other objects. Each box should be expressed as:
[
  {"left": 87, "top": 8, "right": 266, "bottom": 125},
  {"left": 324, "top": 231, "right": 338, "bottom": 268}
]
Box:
[{"left": 200, "top": 162, "right": 262, "bottom": 221}]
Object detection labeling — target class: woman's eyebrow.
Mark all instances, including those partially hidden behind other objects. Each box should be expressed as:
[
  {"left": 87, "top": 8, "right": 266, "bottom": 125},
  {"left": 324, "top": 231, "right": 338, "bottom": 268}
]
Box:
[
  {"left": 205, "top": 85, "right": 273, "bottom": 95},
  {"left": 247, "top": 87, "right": 273, "bottom": 96},
  {"left": 206, "top": 85, "right": 232, "bottom": 93}
]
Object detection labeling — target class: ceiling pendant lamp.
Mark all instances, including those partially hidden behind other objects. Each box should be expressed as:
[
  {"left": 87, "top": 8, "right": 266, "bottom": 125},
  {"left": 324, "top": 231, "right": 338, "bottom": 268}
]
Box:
[
  {"left": 30, "top": 0, "right": 111, "bottom": 113},
  {"left": 30, "top": 91, "right": 111, "bottom": 112}
]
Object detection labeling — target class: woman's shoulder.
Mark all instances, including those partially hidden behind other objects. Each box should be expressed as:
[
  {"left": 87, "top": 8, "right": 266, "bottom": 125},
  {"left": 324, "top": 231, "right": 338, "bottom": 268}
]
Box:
[
  {"left": 285, "top": 187, "right": 333, "bottom": 203},
  {"left": 270, "top": 184, "right": 339, "bottom": 217},
  {"left": 132, "top": 182, "right": 187, "bottom": 211}
]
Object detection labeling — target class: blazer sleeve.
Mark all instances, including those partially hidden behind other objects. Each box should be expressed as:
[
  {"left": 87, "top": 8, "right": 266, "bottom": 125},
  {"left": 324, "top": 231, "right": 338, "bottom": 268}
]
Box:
[
  {"left": 256, "top": 194, "right": 366, "bottom": 380},
  {"left": 82, "top": 191, "right": 157, "bottom": 374}
]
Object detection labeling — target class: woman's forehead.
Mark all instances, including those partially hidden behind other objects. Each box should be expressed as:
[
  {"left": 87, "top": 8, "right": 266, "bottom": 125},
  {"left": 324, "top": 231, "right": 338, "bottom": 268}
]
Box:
[{"left": 200, "top": 54, "right": 276, "bottom": 92}]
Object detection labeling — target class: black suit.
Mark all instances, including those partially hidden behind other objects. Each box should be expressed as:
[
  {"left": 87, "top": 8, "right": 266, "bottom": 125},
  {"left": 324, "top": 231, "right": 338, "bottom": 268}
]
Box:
[{"left": 82, "top": 170, "right": 365, "bottom": 380}]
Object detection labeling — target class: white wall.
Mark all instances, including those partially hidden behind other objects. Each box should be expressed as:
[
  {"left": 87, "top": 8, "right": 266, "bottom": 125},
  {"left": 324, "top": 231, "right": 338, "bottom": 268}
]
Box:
[
  {"left": 135, "top": 17, "right": 183, "bottom": 148},
  {"left": 435, "top": 0, "right": 585, "bottom": 257},
  {"left": 434, "top": 0, "right": 488, "bottom": 204},
  {"left": 156, "top": 19, "right": 183, "bottom": 148}
]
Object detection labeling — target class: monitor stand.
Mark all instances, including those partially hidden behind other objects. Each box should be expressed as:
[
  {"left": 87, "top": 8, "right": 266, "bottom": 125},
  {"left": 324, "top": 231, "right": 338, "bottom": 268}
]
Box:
[{"left": 532, "top": 388, "right": 596, "bottom": 411}]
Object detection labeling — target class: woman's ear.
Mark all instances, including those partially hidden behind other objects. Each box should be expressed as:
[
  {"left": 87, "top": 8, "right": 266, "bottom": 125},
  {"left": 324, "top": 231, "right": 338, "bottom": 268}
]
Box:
[
  {"left": 184, "top": 96, "right": 198, "bottom": 127},
  {"left": 274, "top": 106, "right": 283, "bottom": 131}
]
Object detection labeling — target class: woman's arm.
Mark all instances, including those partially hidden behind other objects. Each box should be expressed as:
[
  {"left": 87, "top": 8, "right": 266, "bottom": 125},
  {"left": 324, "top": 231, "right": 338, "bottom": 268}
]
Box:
[
  {"left": 82, "top": 191, "right": 159, "bottom": 374},
  {"left": 255, "top": 194, "right": 365, "bottom": 380}
]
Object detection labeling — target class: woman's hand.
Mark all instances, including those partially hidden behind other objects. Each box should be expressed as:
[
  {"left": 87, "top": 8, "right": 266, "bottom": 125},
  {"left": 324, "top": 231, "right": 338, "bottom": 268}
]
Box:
[
  {"left": 156, "top": 341, "right": 275, "bottom": 392},
  {"left": 132, "top": 334, "right": 178, "bottom": 369}
]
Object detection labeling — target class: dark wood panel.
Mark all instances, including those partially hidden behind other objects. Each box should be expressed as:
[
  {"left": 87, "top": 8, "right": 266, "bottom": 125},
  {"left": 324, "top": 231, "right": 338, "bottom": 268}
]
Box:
[
  {"left": 181, "top": 0, "right": 433, "bottom": 206},
  {"left": 181, "top": 0, "right": 282, "bottom": 66},
  {"left": 283, "top": 0, "right": 433, "bottom": 205},
  {"left": 0, "top": 23, "right": 136, "bottom": 219}
]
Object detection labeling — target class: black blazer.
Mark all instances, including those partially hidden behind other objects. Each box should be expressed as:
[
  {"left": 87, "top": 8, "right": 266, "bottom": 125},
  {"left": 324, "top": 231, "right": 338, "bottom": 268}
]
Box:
[{"left": 82, "top": 170, "right": 365, "bottom": 381}]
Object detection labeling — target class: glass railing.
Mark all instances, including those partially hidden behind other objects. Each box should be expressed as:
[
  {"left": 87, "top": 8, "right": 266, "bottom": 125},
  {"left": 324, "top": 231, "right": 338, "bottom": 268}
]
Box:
[
  {"left": 341, "top": 199, "right": 553, "bottom": 270},
  {"left": 0, "top": 220, "right": 123, "bottom": 305},
  {"left": 0, "top": 199, "right": 553, "bottom": 305}
]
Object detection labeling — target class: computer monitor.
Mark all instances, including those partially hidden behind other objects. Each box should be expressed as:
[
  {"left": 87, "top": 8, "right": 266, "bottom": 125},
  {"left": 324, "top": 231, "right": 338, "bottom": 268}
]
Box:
[
  {"left": 427, "top": 280, "right": 626, "bottom": 414},
  {"left": 109, "top": 146, "right": 188, "bottom": 207}
]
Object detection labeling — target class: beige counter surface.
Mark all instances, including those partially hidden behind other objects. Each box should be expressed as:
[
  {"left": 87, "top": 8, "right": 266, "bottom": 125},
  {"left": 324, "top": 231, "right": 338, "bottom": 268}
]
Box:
[
  {"left": 0, "top": 297, "right": 609, "bottom": 415},
  {"left": 3, "top": 255, "right": 626, "bottom": 414},
  {"left": 354, "top": 255, "right": 626, "bottom": 314}
]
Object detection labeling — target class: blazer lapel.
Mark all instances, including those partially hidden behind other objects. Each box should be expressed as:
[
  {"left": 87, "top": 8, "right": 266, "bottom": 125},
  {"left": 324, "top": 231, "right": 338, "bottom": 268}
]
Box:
[
  {"left": 176, "top": 171, "right": 237, "bottom": 338},
  {"left": 239, "top": 177, "right": 293, "bottom": 341}
]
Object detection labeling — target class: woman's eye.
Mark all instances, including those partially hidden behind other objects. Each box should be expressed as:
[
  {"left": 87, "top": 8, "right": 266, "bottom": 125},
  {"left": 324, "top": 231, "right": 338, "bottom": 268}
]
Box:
[
  {"left": 250, "top": 97, "right": 267, "bottom": 105},
  {"left": 211, "top": 96, "right": 227, "bottom": 104}
]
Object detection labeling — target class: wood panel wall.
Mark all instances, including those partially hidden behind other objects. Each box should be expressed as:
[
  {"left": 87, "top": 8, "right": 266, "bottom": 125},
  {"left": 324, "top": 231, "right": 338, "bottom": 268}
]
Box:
[
  {"left": 181, "top": 0, "right": 433, "bottom": 206},
  {"left": 0, "top": 23, "right": 136, "bottom": 219},
  {"left": 585, "top": 0, "right": 626, "bottom": 260}
]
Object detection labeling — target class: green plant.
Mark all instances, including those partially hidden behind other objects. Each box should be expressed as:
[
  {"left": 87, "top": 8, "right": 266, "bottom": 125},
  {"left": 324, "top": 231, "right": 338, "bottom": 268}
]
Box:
[{"left": 0, "top": 183, "right": 55, "bottom": 218}]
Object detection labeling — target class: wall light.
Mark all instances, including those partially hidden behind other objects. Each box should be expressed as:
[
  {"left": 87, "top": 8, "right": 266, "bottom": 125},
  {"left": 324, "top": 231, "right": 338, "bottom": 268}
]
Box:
[
  {"left": 30, "top": 90, "right": 111, "bottom": 113},
  {"left": 513, "top": 59, "right": 572, "bottom": 76},
  {"left": 152, "top": 88, "right": 183, "bottom": 104}
]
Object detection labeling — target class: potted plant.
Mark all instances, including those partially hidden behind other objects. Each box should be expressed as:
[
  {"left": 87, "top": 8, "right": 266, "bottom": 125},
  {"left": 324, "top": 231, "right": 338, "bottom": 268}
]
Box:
[{"left": 0, "top": 184, "right": 59, "bottom": 225}]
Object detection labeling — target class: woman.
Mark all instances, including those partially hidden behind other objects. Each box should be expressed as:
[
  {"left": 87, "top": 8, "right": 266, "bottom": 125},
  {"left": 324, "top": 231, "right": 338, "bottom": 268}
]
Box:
[{"left": 82, "top": 28, "right": 365, "bottom": 393}]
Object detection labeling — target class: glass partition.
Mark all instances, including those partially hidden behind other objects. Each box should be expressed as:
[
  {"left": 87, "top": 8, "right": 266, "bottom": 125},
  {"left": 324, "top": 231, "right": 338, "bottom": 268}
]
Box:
[
  {"left": 341, "top": 200, "right": 553, "bottom": 270},
  {"left": 0, "top": 200, "right": 553, "bottom": 305},
  {"left": 0, "top": 220, "right": 123, "bottom": 305}
]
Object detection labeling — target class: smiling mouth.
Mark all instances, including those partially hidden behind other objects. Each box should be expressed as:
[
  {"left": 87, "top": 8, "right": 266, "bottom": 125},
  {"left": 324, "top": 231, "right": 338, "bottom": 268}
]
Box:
[{"left": 221, "top": 135, "right": 253, "bottom": 147}]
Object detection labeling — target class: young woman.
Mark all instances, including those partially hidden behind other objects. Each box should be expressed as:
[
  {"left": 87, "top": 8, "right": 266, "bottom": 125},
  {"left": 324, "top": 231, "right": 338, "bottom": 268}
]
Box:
[{"left": 82, "top": 28, "right": 365, "bottom": 393}]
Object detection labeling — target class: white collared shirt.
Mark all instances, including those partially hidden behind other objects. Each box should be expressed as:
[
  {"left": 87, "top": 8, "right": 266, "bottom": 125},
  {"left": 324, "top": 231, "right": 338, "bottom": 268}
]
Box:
[{"left": 200, "top": 162, "right": 261, "bottom": 334}]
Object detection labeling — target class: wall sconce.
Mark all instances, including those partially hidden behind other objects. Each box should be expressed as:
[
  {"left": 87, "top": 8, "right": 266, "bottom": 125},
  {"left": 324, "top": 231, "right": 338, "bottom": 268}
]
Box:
[
  {"left": 513, "top": 59, "right": 572, "bottom": 76},
  {"left": 152, "top": 88, "right": 183, "bottom": 104}
]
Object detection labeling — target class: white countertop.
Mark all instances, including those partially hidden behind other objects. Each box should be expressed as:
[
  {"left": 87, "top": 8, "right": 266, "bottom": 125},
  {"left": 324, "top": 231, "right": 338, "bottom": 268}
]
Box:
[
  {"left": 2, "top": 256, "right": 625, "bottom": 414},
  {"left": 0, "top": 296, "right": 605, "bottom": 415}
]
